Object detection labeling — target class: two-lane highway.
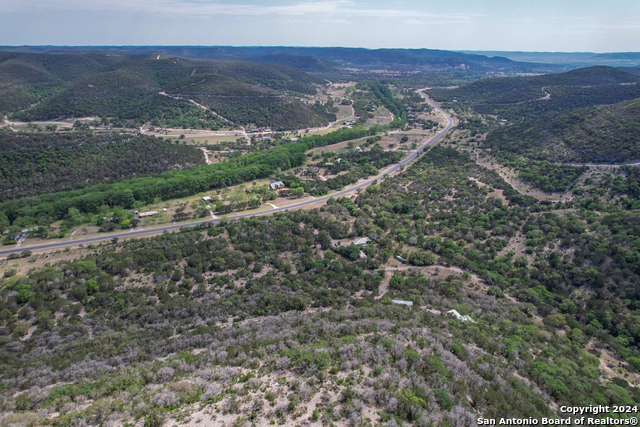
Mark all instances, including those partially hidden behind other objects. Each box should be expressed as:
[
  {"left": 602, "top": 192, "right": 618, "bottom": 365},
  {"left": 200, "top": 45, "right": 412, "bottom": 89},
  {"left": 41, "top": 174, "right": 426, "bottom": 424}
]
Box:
[{"left": 0, "top": 91, "right": 453, "bottom": 256}]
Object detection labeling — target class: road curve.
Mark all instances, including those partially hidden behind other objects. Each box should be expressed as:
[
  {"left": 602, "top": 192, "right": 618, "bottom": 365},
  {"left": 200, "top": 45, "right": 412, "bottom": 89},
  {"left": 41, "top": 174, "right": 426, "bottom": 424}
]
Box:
[{"left": 0, "top": 92, "right": 453, "bottom": 256}]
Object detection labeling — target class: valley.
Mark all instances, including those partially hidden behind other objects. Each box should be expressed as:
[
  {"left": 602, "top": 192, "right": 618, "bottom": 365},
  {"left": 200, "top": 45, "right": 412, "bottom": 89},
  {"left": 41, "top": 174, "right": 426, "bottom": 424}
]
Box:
[{"left": 0, "top": 48, "right": 639, "bottom": 427}]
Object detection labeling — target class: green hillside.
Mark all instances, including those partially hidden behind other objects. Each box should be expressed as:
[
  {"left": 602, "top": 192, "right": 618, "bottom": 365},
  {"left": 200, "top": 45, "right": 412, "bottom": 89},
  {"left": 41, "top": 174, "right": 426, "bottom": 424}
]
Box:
[
  {"left": 216, "top": 60, "right": 323, "bottom": 94},
  {"left": 486, "top": 97, "right": 640, "bottom": 163},
  {"left": 0, "top": 52, "right": 109, "bottom": 85},
  {"left": 248, "top": 53, "right": 339, "bottom": 72},
  {"left": 11, "top": 58, "right": 207, "bottom": 120},
  {"left": 165, "top": 68, "right": 333, "bottom": 129},
  {"left": 428, "top": 66, "right": 640, "bottom": 119},
  {"left": 0, "top": 132, "right": 205, "bottom": 202},
  {"left": 0, "top": 52, "right": 127, "bottom": 113},
  {"left": 1, "top": 53, "right": 333, "bottom": 130}
]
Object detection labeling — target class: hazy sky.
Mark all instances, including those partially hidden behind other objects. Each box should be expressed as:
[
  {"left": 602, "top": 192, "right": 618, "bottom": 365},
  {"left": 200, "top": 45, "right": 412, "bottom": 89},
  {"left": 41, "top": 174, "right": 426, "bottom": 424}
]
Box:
[{"left": 2, "top": 0, "right": 640, "bottom": 52}]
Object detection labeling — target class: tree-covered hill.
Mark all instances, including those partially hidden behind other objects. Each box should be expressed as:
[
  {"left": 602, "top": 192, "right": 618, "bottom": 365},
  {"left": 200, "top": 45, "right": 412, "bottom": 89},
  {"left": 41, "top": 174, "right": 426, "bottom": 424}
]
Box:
[
  {"left": 620, "top": 67, "right": 640, "bottom": 77},
  {"left": 0, "top": 52, "right": 111, "bottom": 86},
  {"left": 245, "top": 53, "right": 339, "bottom": 72},
  {"left": 10, "top": 57, "right": 213, "bottom": 123},
  {"left": 0, "top": 132, "right": 205, "bottom": 202},
  {"left": 215, "top": 60, "right": 324, "bottom": 94},
  {"left": 0, "top": 52, "right": 126, "bottom": 113},
  {"left": 428, "top": 66, "right": 640, "bottom": 119},
  {"left": 1, "top": 53, "right": 333, "bottom": 130},
  {"left": 164, "top": 67, "right": 333, "bottom": 129},
  {"left": 485, "top": 97, "right": 640, "bottom": 163}
]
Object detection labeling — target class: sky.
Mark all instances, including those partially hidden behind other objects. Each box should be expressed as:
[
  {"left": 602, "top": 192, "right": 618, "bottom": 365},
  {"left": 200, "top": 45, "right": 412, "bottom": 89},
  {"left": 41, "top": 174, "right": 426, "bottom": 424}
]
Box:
[{"left": 2, "top": 0, "right": 640, "bottom": 52}]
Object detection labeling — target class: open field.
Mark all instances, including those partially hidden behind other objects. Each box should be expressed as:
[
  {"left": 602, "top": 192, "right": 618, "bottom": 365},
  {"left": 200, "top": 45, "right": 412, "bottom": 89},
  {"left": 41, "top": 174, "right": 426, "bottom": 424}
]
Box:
[{"left": 182, "top": 135, "right": 244, "bottom": 145}]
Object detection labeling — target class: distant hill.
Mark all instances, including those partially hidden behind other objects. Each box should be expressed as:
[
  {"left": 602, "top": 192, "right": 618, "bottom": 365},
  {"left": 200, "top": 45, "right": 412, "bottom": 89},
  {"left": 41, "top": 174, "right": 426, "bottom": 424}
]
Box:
[
  {"left": 620, "top": 67, "right": 640, "bottom": 77},
  {"left": 214, "top": 60, "right": 324, "bottom": 94},
  {"left": 1, "top": 53, "right": 334, "bottom": 130},
  {"left": 0, "top": 52, "right": 127, "bottom": 113},
  {"left": 485, "top": 97, "right": 640, "bottom": 164},
  {"left": 242, "top": 54, "right": 339, "bottom": 73},
  {"left": 428, "top": 66, "right": 640, "bottom": 119},
  {"left": 460, "top": 50, "right": 640, "bottom": 67},
  {"left": 593, "top": 52, "right": 640, "bottom": 61},
  {"left": 0, "top": 45, "right": 553, "bottom": 73},
  {"left": 0, "top": 52, "right": 118, "bottom": 84}
]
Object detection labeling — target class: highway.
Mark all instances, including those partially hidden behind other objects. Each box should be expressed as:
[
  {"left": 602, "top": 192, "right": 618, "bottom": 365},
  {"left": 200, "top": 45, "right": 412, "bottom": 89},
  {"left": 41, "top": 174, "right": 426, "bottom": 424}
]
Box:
[{"left": 0, "top": 91, "right": 453, "bottom": 256}]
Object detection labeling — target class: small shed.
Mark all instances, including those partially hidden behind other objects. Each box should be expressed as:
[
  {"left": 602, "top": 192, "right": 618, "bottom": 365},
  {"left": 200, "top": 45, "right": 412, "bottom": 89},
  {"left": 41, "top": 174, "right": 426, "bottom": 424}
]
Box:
[{"left": 202, "top": 196, "right": 212, "bottom": 202}]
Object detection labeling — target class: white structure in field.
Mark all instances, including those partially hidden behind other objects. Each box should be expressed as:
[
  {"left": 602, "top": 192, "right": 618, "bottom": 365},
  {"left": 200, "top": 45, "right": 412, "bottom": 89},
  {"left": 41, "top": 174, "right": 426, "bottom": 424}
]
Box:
[
  {"left": 135, "top": 211, "right": 159, "bottom": 219},
  {"left": 447, "top": 309, "right": 475, "bottom": 323},
  {"left": 269, "top": 181, "right": 285, "bottom": 190},
  {"left": 392, "top": 300, "right": 413, "bottom": 308},
  {"left": 353, "top": 237, "right": 371, "bottom": 246}
]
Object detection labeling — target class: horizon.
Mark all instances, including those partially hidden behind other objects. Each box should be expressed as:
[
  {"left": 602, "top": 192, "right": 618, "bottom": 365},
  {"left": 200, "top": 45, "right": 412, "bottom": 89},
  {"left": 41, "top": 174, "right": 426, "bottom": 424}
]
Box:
[{"left": 2, "top": 44, "right": 639, "bottom": 55}]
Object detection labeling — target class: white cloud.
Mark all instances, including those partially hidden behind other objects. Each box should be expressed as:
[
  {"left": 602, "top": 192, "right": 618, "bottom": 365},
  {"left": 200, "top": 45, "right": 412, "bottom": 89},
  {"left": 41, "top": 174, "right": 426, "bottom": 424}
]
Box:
[
  {"left": 5, "top": 0, "right": 483, "bottom": 22},
  {"left": 321, "top": 18, "right": 350, "bottom": 24},
  {"left": 404, "top": 19, "right": 429, "bottom": 26}
]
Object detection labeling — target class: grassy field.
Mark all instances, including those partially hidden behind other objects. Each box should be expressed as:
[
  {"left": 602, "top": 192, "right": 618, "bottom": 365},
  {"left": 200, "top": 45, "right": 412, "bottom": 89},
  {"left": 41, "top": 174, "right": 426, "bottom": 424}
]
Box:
[
  {"left": 334, "top": 104, "right": 354, "bottom": 121},
  {"left": 183, "top": 135, "right": 243, "bottom": 145},
  {"left": 306, "top": 135, "right": 377, "bottom": 155}
]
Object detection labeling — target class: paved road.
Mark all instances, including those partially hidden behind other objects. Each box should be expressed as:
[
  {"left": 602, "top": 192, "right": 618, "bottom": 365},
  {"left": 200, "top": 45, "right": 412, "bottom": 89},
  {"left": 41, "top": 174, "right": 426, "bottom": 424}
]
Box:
[{"left": 0, "top": 92, "right": 453, "bottom": 256}]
